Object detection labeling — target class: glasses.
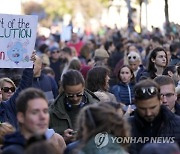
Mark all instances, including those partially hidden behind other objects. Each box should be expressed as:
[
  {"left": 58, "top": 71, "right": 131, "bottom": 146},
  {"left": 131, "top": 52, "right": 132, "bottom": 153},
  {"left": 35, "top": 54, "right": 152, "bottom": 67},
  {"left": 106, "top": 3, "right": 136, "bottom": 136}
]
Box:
[
  {"left": 135, "top": 86, "right": 158, "bottom": 99},
  {"left": 52, "top": 50, "right": 60, "bottom": 54},
  {"left": 161, "top": 93, "right": 175, "bottom": 98},
  {"left": 65, "top": 92, "right": 84, "bottom": 98},
  {"left": 1, "top": 87, "right": 15, "bottom": 93}
]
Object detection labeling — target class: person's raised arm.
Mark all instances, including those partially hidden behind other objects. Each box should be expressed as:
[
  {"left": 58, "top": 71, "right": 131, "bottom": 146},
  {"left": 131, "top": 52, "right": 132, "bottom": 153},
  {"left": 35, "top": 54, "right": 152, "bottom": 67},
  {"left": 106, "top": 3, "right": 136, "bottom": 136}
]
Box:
[{"left": 5, "top": 51, "right": 36, "bottom": 115}]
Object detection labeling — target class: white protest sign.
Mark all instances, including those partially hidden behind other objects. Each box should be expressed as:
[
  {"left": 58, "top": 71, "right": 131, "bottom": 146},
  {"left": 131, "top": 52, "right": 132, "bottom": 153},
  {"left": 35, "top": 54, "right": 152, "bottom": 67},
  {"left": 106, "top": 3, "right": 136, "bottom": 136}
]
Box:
[
  {"left": 0, "top": 14, "right": 38, "bottom": 68},
  {"left": 61, "top": 25, "right": 72, "bottom": 41}
]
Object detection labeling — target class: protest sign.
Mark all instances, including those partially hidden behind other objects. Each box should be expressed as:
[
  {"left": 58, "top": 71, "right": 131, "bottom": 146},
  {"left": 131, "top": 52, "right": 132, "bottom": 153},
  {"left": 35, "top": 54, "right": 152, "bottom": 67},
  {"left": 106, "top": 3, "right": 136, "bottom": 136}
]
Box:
[
  {"left": 0, "top": 14, "right": 38, "bottom": 68},
  {"left": 61, "top": 25, "right": 71, "bottom": 41}
]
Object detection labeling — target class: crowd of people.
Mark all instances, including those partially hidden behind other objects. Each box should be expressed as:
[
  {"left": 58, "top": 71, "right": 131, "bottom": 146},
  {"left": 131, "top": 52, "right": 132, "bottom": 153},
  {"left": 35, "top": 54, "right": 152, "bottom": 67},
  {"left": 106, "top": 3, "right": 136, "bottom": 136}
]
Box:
[{"left": 0, "top": 26, "right": 180, "bottom": 154}]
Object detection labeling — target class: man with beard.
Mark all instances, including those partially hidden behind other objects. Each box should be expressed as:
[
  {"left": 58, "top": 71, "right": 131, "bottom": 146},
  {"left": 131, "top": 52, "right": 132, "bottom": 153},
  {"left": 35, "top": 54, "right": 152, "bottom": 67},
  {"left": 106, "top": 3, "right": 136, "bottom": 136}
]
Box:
[
  {"left": 49, "top": 47, "right": 62, "bottom": 84},
  {"left": 50, "top": 46, "right": 73, "bottom": 85},
  {"left": 49, "top": 70, "right": 99, "bottom": 144},
  {"left": 129, "top": 79, "right": 180, "bottom": 154},
  {"left": 59, "top": 47, "right": 73, "bottom": 80}
]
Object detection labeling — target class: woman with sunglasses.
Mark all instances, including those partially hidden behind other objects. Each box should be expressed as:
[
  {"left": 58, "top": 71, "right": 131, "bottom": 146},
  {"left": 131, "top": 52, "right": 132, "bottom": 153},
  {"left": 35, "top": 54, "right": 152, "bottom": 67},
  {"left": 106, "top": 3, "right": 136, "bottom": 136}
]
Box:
[
  {"left": 127, "top": 51, "right": 145, "bottom": 81},
  {"left": 49, "top": 69, "right": 100, "bottom": 144},
  {"left": 111, "top": 65, "right": 135, "bottom": 112},
  {"left": 0, "top": 78, "right": 16, "bottom": 101}
]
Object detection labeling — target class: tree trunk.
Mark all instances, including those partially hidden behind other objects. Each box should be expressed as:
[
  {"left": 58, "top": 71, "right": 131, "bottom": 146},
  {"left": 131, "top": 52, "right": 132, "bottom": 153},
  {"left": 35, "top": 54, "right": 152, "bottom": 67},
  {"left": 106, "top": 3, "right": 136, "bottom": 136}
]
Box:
[
  {"left": 126, "top": 0, "right": 134, "bottom": 33},
  {"left": 164, "top": 0, "right": 170, "bottom": 34},
  {"left": 139, "top": 0, "right": 143, "bottom": 33}
]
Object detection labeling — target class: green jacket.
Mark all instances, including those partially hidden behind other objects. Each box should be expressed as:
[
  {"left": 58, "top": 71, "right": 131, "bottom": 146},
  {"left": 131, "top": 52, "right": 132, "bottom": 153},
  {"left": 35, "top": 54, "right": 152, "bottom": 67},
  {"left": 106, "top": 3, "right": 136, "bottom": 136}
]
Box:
[
  {"left": 49, "top": 89, "right": 99, "bottom": 135},
  {"left": 80, "top": 135, "right": 127, "bottom": 154}
]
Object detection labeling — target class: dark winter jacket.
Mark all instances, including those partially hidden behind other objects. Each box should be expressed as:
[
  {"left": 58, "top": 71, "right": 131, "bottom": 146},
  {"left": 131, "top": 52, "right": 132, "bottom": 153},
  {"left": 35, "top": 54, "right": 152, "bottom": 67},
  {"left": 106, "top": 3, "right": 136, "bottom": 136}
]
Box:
[
  {"left": 32, "top": 73, "right": 58, "bottom": 104},
  {"left": 140, "top": 143, "right": 180, "bottom": 154},
  {"left": 64, "top": 140, "right": 80, "bottom": 154},
  {"left": 2, "top": 129, "right": 56, "bottom": 154},
  {"left": 108, "top": 51, "right": 124, "bottom": 72},
  {"left": 50, "top": 58, "right": 62, "bottom": 84},
  {"left": 175, "top": 102, "right": 180, "bottom": 116},
  {"left": 111, "top": 82, "right": 135, "bottom": 105},
  {"left": 135, "top": 65, "right": 146, "bottom": 82},
  {"left": 0, "top": 68, "right": 33, "bottom": 129},
  {"left": 170, "top": 54, "right": 180, "bottom": 65},
  {"left": 2, "top": 131, "right": 26, "bottom": 154},
  {"left": 129, "top": 105, "right": 180, "bottom": 154},
  {"left": 138, "top": 70, "right": 157, "bottom": 81}
]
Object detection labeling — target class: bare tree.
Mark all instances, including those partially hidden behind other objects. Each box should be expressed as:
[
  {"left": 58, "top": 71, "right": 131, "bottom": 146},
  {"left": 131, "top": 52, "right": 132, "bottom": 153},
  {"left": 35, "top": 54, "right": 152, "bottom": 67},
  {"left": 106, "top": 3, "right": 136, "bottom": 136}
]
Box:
[{"left": 164, "top": 0, "right": 170, "bottom": 34}]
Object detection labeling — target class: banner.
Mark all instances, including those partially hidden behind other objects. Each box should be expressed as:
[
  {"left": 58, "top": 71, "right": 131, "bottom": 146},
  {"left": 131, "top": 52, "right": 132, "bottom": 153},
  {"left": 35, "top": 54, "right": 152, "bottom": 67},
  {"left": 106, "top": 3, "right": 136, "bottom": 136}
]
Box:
[{"left": 0, "top": 14, "right": 38, "bottom": 68}]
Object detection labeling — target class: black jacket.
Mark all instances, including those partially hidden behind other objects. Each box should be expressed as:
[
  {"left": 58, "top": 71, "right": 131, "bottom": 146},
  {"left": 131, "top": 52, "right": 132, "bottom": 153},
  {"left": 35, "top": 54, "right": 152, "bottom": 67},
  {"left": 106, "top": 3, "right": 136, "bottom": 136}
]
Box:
[
  {"left": 32, "top": 73, "right": 58, "bottom": 104},
  {"left": 137, "top": 69, "right": 157, "bottom": 80},
  {"left": 170, "top": 54, "right": 180, "bottom": 65},
  {"left": 129, "top": 105, "right": 180, "bottom": 154},
  {"left": 2, "top": 131, "right": 26, "bottom": 154},
  {"left": 175, "top": 102, "right": 180, "bottom": 116}
]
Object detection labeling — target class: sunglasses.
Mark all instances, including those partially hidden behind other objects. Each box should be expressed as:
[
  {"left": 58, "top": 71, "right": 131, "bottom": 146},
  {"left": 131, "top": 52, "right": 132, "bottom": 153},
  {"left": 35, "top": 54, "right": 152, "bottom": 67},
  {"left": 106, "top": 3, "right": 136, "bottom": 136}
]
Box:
[
  {"left": 128, "top": 56, "right": 137, "bottom": 60},
  {"left": 135, "top": 86, "right": 158, "bottom": 99},
  {"left": 52, "top": 50, "right": 60, "bottom": 54},
  {"left": 66, "top": 92, "right": 84, "bottom": 98},
  {"left": 1, "top": 87, "right": 15, "bottom": 93}
]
